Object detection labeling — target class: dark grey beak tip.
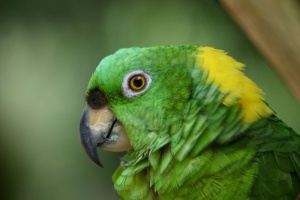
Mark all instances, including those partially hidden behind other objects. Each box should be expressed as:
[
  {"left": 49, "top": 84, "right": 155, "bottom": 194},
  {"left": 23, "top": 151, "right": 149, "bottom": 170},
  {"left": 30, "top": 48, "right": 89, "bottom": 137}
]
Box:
[{"left": 79, "top": 107, "right": 104, "bottom": 168}]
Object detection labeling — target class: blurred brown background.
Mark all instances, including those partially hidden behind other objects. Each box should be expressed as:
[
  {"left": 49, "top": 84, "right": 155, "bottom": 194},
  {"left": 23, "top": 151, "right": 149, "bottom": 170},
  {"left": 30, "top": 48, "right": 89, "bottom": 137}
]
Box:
[{"left": 0, "top": 0, "right": 299, "bottom": 199}]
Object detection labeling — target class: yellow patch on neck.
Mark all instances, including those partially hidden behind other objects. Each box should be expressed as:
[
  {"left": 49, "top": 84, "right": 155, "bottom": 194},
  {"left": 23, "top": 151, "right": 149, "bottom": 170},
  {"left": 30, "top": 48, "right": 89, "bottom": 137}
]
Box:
[{"left": 196, "top": 47, "right": 273, "bottom": 124}]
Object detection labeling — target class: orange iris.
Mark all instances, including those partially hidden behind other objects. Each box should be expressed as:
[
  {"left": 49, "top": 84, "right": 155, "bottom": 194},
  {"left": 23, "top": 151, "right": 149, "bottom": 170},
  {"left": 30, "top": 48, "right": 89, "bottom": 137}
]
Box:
[{"left": 129, "top": 74, "right": 146, "bottom": 91}]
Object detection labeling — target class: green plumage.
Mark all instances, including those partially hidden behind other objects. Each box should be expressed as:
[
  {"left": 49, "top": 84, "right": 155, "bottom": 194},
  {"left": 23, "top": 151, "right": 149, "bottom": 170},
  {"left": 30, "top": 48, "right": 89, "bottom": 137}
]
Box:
[{"left": 86, "top": 46, "right": 300, "bottom": 199}]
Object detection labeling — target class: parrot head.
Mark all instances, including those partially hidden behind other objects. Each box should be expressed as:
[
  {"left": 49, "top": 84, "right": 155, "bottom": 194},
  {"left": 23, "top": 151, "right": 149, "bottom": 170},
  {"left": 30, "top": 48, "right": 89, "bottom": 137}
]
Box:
[
  {"left": 79, "top": 46, "right": 272, "bottom": 167},
  {"left": 80, "top": 46, "right": 195, "bottom": 167}
]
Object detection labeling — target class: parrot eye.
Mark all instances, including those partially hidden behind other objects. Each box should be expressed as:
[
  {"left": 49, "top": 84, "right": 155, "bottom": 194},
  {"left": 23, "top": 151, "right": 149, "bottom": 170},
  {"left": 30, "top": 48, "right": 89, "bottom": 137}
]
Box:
[
  {"left": 122, "top": 70, "right": 152, "bottom": 98},
  {"left": 129, "top": 75, "right": 146, "bottom": 91}
]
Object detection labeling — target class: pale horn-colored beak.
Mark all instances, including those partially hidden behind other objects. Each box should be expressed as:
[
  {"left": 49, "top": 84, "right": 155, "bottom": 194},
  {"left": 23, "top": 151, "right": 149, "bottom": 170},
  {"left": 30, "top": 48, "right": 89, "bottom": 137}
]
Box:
[{"left": 79, "top": 105, "right": 132, "bottom": 167}]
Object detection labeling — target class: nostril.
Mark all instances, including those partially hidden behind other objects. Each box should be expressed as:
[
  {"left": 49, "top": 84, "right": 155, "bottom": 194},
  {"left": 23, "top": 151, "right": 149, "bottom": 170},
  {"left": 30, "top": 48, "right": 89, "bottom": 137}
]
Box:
[{"left": 86, "top": 89, "right": 108, "bottom": 110}]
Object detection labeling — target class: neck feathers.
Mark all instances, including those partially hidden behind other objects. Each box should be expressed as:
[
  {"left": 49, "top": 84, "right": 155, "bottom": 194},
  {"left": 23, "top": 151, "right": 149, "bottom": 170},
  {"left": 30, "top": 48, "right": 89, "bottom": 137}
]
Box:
[{"left": 196, "top": 47, "right": 273, "bottom": 124}]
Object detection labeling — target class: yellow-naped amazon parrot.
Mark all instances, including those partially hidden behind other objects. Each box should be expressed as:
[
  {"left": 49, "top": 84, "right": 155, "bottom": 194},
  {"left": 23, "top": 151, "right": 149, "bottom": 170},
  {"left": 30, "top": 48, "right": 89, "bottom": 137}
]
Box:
[{"left": 79, "top": 46, "right": 300, "bottom": 200}]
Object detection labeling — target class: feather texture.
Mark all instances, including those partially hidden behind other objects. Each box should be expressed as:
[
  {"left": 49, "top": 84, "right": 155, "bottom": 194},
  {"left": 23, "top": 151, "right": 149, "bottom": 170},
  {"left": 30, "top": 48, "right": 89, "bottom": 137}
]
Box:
[{"left": 85, "top": 46, "right": 300, "bottom": 199}]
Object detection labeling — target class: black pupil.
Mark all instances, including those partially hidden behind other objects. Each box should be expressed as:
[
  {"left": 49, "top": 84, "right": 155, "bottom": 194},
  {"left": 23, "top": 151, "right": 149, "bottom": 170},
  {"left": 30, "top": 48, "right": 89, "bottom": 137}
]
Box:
[{"left": 133, "top": 76, "right": 143, "bottom": 88}]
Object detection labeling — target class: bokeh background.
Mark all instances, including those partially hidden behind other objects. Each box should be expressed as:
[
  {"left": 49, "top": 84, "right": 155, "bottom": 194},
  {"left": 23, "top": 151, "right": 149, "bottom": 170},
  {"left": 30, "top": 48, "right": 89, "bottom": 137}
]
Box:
[{"left": 0, "top": 0, "right": 299, "bottom": 199}]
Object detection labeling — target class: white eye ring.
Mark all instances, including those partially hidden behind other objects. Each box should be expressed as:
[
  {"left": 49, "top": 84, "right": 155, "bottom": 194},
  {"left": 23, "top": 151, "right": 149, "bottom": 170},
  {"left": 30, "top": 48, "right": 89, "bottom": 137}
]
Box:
[{"left": 122, "top": 70, "right": 152, "bottom": 98}]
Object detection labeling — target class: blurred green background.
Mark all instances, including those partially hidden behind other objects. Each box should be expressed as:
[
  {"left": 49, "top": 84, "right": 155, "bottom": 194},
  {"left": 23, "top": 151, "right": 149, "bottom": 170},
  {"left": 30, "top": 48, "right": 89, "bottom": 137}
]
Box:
[{"left": 0, "top": 0, "right": 299, "bottom": 199}]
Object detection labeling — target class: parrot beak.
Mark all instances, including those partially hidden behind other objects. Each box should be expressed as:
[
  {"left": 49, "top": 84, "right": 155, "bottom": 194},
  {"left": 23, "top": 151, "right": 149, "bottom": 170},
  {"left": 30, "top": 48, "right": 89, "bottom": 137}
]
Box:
[{"left": 79, "top": 106, "right": 132, "bottom": 167}]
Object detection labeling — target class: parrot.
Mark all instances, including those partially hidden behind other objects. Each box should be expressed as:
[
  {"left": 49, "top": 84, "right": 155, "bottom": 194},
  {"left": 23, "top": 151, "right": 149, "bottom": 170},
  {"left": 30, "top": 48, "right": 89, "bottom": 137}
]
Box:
[{"left": 79, "top": 46, "right": 300, "bottom": 200}]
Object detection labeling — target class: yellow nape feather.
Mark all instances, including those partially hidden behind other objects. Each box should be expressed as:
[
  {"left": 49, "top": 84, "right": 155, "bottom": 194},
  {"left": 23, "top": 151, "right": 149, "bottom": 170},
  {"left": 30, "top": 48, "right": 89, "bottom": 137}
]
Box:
[{"left": 196, "top": 47, "right": 273, "bottom": 124}]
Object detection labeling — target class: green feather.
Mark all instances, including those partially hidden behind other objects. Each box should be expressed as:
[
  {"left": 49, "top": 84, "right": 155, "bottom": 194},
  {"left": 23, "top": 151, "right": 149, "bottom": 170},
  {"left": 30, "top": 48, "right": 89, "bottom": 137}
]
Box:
[{"left": 85, "top": 46, "right": 300, "bottom": 199}]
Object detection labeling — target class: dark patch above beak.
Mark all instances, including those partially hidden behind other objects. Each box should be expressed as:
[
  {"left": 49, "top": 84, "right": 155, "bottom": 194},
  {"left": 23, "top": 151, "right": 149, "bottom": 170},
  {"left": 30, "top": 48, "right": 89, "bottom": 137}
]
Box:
[{"left": 79, "top": 106, "right": 131, "bottom": 167}]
